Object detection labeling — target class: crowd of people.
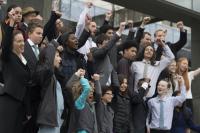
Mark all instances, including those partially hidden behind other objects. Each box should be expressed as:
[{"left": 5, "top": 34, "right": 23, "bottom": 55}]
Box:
[{"left": 0, "top": 2, "right": 200, "bottom": 133}]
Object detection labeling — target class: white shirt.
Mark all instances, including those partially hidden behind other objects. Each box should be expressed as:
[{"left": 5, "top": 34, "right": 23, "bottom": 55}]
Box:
[
  {"left": 153, "top": 43, "right": 159, "bottom": 51},
  {"left": 131, "top": 45, "right": 175, "bottom": 97},
  {"left": 147, "top": 85, "right": 186, "bottom": 130},
  {"left": 186, "top": 71, "right": 195, "bottom": 99},
  {"left": 27, "top": 39, "right": 39, "bottom": 56},
  {"left": 77, "top": 37, "right": 97, "bottom": 61},
  {"left": 75, "top": 6, "right": 90, "bottom": 39},
  {"left": 20, "top": 54, "right": 27, "bottom": 65}
]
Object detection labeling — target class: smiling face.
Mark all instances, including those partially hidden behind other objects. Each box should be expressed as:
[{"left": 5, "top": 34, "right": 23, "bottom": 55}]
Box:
[
  {"left": 157, "top": 80, "right": 169, "bottom": 96},
  {"left": 179, "top": 59, "right": 188, "bottom": 73},
  {"left": 168, "top": 60, "right": 177, "bottom": 74},
  {"left": 155, "top": 30, "right": 165, "bottom": 43},
  {"left": 12, "top": 32, "right": 25, "bottom": 54},
  {"left": 141, "top": 33, "right": 152, "bottom": 47},
  {"left": 102, "top": 90, "right": 113, "bottom": 104},
  {"left": 119, "top": 78, "right": 128, "bottom": 92},
  {"left": 144, "top": 45, "right": 154, "bottom": 60}
]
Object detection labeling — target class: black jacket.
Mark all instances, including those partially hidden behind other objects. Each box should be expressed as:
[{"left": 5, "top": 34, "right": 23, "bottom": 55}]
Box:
[
  {"left": 1, "top": 24, "right": 31, "bottom": 102},
  {"left": 112, "top": 90, "right": 134, "bottom": 133},
  {"left": 36, "top": 45, "right": 63, "bottom": 127},
  {"left": 131, "top": 87, "right": 149, "bottom": 133}
]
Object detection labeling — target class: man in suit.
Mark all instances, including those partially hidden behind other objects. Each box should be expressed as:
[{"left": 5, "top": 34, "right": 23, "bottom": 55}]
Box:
[
  {"left": 131, "top": 78, "right": 150, "bottom": 133},
  {"left": 91, "top": 22, "right": 125, "bottom": 88},
  {"left": 23, "top": 21, "right": 43, "bottom": 133},
  {"left": 135, "top": 19, "right": 187, "bottom": 61},
  {"left": 153, "top": 21, "right": 187, "bottom": 60}
]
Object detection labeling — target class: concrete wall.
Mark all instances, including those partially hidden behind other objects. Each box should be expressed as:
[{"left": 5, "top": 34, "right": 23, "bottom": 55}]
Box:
[{"left": 191, "top": 21, "right": 200, "bottom": 124}]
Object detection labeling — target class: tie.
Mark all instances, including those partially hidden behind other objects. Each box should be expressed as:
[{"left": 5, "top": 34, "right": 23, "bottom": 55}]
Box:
[
  {"left": 32, "top": 45, "right": 39, "bottom": 60},
  {"left": 159, "top": 100, "right": 164, "bottom": 128},
  {"left": 143, "top": 61, "right": 149, "bottom": 78}
]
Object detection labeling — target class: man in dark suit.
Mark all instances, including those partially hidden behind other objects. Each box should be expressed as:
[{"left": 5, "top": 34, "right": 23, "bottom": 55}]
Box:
[
  {"left": 136, "top": 19, "right": 187, "bottom": 61},
  {"left": 131, "top": 78, "right": 150, "bottom": 133},
  {"left": 23, "top": 21, "right": 43, "bottom": 133},
  {"left": 153, "top": 21, "right": 187, "bottom": 60},
  {"left": 91, "top": 22, "right": 126, "bottom": 88}
]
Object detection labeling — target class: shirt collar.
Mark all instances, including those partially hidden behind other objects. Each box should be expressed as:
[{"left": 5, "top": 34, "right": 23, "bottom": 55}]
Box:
[
  {"left": 88, "top": 37, "right": 93, "bottom": 42},
  {"left": 142, "top": 59, "right": 151, "bottom": 64},
  {"left": 156, "top": 95, "right": 168, "bottom": 102},
  {"left": 23, "top": 22, "right": 28, "bottom": 27},
  {"left": 27, "top": 39, "right": 37, "bottom": 47}
]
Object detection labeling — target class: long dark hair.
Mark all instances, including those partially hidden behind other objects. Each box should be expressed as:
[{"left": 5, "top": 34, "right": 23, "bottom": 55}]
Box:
[
  {"left": 10, "top": 30, "right": 23, "bottom": 51},
  {"left": 5, "top": 5, "right": 19, "bottom": 21},
  {"left": 137, "top": 45, "right": 156, "bottom": 65}
]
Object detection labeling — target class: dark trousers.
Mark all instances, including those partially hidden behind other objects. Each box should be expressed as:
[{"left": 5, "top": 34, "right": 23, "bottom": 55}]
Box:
[
  {"left": 150, "top": 129, "right": 170, "bottom": 133},
  {"left": 23, "top": 101, "right": 39, "bottom": 133},
  {"left": 186, "top": 99, "right": 193, "bottom": 112}
]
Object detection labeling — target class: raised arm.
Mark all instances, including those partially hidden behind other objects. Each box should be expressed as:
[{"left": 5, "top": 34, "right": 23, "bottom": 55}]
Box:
[
  {"left": 66, "top": 69, "right": 85, "bottom": 89},
  {"left": 190, "top": 67, "right": 200, "bottom": 78},
  {"left": 98, "top": 11, "right": 112, "bottom": 35},
  {"left": 42, "top": 11, "right": 62, "bottom": 42},
  {"left": 92, "top": 74, "right": 102, "bottom": 102},
  {"left": 126, "top": 20, "right": 135, "bottom": 41},
  {"left": 135, "top": 17, "right": 151, "bottom": 44},
  {"left": 131, "top": 82, "right": 149, "bottom": 104},
  {"left": 92, "top": 22, "right": 125, "bottom": 59},
  {"left": 75, "top": 2, "right": 92, "bottom": 39},
  {"left": 1, "top": 9, "right": 15, "bottom": 62},
  {"left": 92, "top": 33, "right": 120, "bottom": 59},
  {"left": 75, "top": 77, "right": 90, "bottom": 110},
  {"left": 77, "top": 28, "right": 90, "bottom": 49},
  {"left": 169, "top": 21, "right": 187, "bottom": 55},
  {"left": 173, "top": 76, "right": 186, "bottom": 107},
  {"left": 158, "top": 42, "right": 175, "bottom": 71}
]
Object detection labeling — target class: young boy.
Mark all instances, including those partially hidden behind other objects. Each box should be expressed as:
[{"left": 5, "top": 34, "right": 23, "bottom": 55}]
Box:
[
  {"left": 96, "top": 86, "right": 114, "bottom": 133},
  {"left": 147, "top": 76, "right": 186, "bottom": 133}
]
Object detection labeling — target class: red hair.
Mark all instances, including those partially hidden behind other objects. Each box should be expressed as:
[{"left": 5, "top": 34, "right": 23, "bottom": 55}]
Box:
[{"left": 176, "top": 57, "right": 189, "bottom": 91}]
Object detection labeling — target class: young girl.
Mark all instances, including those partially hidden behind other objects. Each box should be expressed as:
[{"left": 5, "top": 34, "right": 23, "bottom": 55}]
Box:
[
  {"left": 158, "top": 60, "right": 180, "bottom": 96},
  {"left": 112, "top": 74, "right": 134, "bottom": 133},
  {"left": 36, "top": 45, "right": 64, "bottom": 133},
  {"left": 176, "top": 57, "right": 200, "bottom": 112},
  {"left": 67, "top": 69, "right": 101, "bottom": 133}
]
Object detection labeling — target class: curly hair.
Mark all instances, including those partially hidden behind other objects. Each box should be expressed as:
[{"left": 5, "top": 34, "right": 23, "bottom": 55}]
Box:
[{"left": 137, "top": 45, "right": 156, "bottom": 65}]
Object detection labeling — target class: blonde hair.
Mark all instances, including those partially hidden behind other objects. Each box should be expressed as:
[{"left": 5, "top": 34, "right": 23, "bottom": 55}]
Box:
[
  {"left": 71, "top": 80, "right": 93, "bottom": 100},
  {"left": 176, "top": 57, "right": 189, "bottom": 91},
  {"left": 71, "top": 81, "right": 82, "bottom": 100}
]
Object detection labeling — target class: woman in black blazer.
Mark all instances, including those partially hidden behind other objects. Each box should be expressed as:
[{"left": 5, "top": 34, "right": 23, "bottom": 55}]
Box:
[{"left": 0, "top": 9, "right": 31, "bottom": 133}]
